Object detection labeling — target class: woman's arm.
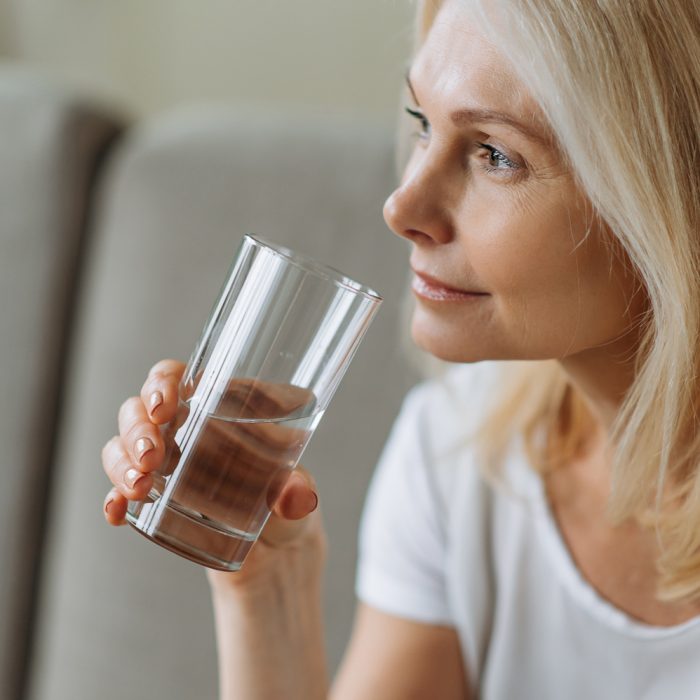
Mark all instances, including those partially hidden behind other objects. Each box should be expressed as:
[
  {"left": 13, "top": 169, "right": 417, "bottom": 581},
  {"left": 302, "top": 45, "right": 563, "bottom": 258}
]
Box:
[
  {"left": 211, "top": 587, "right": 469, "bottom": 700},
  {"left": 207, "top": 507, "right": 329, "bottom": 700},
  {"left": 331, "top": 603, "right": 470, "bottom": 700},
  {"left": 209, "top": 564, "right": 328, "bottom": 700},
  {"left": 103, "top": 360, "right": 467, "bottom": 698}
]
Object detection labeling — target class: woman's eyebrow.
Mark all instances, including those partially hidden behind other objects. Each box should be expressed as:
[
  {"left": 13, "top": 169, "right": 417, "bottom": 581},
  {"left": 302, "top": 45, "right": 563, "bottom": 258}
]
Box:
[{"left": 405, "top": 70, "right": 556, "bottom": 150}]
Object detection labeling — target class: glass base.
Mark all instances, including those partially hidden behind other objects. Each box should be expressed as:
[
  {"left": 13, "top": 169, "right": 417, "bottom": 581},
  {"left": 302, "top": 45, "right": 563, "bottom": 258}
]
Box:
[{"left": 126, "top": 499, "right": 256, "bottom": 572}]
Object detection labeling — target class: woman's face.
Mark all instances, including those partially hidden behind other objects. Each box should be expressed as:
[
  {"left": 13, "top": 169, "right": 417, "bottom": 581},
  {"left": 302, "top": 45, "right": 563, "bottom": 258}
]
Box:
[{"left": 384, "top": 0, "right": 645, "bottom": 364}]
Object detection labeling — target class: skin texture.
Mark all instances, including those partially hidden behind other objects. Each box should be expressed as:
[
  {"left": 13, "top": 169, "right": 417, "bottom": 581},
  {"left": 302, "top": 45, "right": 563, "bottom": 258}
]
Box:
[
  {"left": 386, "top": 2, "right": 647, "bottom": 419},
  {"left": 101, "top": 1, "right": 685, "bottom": 698}
]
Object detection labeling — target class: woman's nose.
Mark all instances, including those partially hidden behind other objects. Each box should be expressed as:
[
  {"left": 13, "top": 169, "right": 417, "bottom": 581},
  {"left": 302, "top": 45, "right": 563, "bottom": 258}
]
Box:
[{"left": 383, "top": 150, "right": 456, "bottom": 246}]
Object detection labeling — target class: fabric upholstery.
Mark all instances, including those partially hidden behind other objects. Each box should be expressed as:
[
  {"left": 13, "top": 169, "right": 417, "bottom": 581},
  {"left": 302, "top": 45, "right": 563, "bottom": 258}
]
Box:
[
  {"left": 27, "top": 106, "right": 420, "bottom": 700},
  {"left": 0, "top": 66, "right": 123, "bottom": 700}
]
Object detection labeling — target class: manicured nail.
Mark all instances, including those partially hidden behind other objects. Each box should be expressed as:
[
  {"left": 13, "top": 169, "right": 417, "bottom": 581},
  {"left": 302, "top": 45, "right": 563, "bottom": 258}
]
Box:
[
  {"left": 125, "top": 468, "right": 146, "bottom": 489},
  {"left": 149, "top": 391, "right": 163, "bottom": 417},
  {"left": 135, "top": 437, "right": 155, "bottom": 463}
]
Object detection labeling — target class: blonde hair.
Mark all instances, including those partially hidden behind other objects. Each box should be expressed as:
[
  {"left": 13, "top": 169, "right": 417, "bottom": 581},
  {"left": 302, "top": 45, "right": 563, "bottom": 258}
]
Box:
[{"left": 400, "top": 0, "right": 700, "bottom": 602}]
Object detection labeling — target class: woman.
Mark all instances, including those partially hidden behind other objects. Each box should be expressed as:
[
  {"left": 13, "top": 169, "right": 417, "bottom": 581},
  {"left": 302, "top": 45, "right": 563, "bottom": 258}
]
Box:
[{"left": 101, "top": 0, "right": 700, "bottom": 697}]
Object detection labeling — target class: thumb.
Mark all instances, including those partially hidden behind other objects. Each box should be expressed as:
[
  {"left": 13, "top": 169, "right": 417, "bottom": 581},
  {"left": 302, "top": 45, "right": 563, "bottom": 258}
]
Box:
[{"left": 258, "top": 465, "right": 319, "bottom": 548}]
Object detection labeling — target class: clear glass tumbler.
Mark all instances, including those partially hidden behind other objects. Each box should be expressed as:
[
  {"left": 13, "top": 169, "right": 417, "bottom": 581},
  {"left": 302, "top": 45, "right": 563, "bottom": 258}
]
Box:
[{"left": 125, "top": 234, "right": 382, "bottom": 571}]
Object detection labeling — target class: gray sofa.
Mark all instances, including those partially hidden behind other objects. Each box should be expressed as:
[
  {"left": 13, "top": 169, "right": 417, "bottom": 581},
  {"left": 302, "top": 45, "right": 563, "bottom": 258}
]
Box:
[{"left": 1, "top": 67, "right": 422, "bottom": 700}]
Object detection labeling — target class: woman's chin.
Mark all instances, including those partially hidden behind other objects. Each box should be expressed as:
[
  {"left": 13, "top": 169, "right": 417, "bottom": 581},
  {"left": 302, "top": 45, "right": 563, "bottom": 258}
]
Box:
[{"left": 411, "top": 317, "right": 486, "bottom": 364}]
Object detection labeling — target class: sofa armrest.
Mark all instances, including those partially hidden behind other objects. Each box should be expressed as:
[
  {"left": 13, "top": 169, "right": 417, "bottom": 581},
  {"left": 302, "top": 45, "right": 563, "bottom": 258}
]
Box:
[{"left": 0, "top": 65, "right": 124, "bottom": 700}]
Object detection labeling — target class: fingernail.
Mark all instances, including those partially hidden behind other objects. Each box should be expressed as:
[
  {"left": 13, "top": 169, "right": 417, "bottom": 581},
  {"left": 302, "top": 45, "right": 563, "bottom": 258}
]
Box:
[
  {"left": 149, "top": 391, "right": 163, "bottom": 417},
  {"left": 135, "top": 437, "right": 155, "bottom": 463},
  {"left": 104, "top": 496, "right": 115, "bottom": 516},
  {"left": 309, "top": 491, "right": 319, "bottom": 512},
  {"left": 125, "top": 468, "right": 146, "bottom": 490}
]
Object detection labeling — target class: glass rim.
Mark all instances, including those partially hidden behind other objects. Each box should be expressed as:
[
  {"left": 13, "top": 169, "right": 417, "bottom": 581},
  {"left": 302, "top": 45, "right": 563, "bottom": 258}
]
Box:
[{"left": 243, "top": 233, "right": 383, "bottom": 302}]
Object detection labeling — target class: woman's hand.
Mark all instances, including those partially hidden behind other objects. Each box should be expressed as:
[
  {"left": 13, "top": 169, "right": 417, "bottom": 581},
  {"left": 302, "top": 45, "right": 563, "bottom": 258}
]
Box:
[
  {"left": 102, "top": 358, "right": 329, "bottom": 699},
  {"left": 100, "top": 358, "right": 326, "bottom": 596}
]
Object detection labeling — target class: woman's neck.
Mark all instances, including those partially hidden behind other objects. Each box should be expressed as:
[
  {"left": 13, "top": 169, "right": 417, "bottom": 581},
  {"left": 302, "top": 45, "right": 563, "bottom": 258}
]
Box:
[{"left": 556, "top": 303, "right": 649, "bottom": 454}]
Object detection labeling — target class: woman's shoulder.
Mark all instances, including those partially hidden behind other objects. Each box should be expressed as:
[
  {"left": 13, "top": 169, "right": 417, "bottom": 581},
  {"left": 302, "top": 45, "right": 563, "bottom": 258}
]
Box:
[
  {"left": 400, "top": 360, "right": 540, "bottom": 506},
  {"left": 356, "top": 361, "right": 505, "bottom": 626}
]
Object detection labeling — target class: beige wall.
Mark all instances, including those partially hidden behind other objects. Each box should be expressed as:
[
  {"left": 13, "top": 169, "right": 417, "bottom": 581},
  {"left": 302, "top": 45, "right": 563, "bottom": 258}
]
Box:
[
  {"left": 6, "top": 0, "right": 415, "bottom": 124},
  {"left": 0, "top": 0, "right": 16, "bottom": 56}
]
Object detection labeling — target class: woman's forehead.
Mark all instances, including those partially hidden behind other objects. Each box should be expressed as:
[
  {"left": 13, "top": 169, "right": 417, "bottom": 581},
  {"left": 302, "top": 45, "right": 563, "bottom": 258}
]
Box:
[{"left": 413, "top": 0, "right": 552, "bottom": 142}]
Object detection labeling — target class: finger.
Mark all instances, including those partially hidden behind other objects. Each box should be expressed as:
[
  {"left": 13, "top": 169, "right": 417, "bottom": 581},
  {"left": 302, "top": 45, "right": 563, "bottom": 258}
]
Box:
[
  {"left": 101, "top": 435, "right": 153, "bottom": 500},
  {"left": 140, "top": 359, "right": 186, "bottom": 424},
  {"left": 259, "top": 466, "right": 319, "bottom": 547},
  {"left": 117, "top": 396, "right": 164, "bottom": 473},
  {"left": 103, "top": 488, "right": 128, "bottom": 526},
  {"left": 273, "top": 467, "right": 319, "bottom": 520}
]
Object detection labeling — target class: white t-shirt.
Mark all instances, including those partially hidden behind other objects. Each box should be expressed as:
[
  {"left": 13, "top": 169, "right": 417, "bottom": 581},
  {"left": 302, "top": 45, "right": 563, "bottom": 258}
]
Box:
[{"left": 355, "top": 360, "right": 700, "bottom": 699}]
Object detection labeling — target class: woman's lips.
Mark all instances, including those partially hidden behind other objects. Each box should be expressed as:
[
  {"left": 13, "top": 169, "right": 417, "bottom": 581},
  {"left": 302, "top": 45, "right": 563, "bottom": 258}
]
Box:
[{"left": 411, "top": 270, "right": 490, "bottom": 302}]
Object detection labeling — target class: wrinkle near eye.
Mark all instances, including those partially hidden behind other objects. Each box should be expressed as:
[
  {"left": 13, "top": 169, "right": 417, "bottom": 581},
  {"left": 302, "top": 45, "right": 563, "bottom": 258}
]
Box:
[{"left": 508, "top": 176, "right": 553, "bottom": 215}]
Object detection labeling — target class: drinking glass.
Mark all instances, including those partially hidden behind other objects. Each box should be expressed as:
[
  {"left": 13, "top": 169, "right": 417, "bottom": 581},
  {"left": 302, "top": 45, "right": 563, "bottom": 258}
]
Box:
[{"left": 125, "top": 234, "right": 382, "bottom": 571}]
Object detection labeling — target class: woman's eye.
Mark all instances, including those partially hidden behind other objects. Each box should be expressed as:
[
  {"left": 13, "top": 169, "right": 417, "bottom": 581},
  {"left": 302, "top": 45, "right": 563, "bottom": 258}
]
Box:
[
  {"left": 405, "top": 106, "right": 430, "bottom": 140},
  {"left": 403, "top": 106, "right": 524, "bottom": 180},
  {"left": 476, "top": 143, "right": 522, "bottom": 178}
]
